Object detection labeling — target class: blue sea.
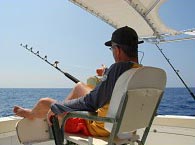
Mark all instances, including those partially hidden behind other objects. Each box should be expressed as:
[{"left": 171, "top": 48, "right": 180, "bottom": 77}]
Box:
[{"left": 0, "top": 88, "right": 195, "bottom": 117}]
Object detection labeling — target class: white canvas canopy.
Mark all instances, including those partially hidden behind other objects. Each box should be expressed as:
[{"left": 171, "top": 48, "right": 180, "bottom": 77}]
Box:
[
  {"left": 69, "top": 0, "right": 195, "bottom": 43},
  {"left": 68, "top": 0, "right": 195, "bottom": 99}
]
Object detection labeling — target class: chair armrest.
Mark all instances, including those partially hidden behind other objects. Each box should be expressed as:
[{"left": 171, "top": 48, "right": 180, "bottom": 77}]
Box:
[{"left": 61, "top": 111, "right": 115, "bottom": 129}]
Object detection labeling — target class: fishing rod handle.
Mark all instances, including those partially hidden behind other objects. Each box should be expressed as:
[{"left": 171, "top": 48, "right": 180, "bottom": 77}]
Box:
[{"left": 64, "top": 72, "right": 80, "bottom": 83}]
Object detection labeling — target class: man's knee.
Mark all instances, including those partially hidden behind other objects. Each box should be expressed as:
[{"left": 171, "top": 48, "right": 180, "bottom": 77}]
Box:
[
  {"left": 69, "top": 82, "right": 89, "bottom": 97},
  {"left": 39, "top": 97, "right": 55, "bottom": 106},
  {"left": 74, "top": 82, "right": 85, "bottom": 90}
]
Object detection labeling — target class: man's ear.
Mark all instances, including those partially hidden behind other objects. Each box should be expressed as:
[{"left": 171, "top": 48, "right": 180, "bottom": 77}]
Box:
[{"left": 116, "top": 47, "right": 122, "bottom": 59}]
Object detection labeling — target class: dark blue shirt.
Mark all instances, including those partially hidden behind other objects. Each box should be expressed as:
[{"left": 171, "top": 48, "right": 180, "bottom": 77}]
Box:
[{"left": 51, "top": 61, "right": 134, "bottom": 114}]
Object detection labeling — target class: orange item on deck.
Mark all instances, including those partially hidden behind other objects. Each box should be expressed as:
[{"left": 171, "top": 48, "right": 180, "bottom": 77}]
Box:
[{"left": 64, "top": 118, "right": 92, "bottom": 136}]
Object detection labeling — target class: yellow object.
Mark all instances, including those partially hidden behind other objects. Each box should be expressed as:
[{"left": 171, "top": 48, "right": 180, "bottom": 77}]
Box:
[
  {"left": 87, "top": 76, "right": 101, "bottom": 89},
  {"left": 86, "top": 103, "right": 110, "bottom": 136},
  {"left": 86, "top": 75, "right": 110, "bottom": 136}
]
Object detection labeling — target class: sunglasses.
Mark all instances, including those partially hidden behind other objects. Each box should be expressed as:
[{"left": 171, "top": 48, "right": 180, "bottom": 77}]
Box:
[{"left": 109, "top": 45, "right": 119, "bottom": 51}]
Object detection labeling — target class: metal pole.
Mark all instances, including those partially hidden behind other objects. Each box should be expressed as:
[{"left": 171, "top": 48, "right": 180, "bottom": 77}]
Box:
[{"left": 155, "top": 44, "right": 195, "bottom": 100}]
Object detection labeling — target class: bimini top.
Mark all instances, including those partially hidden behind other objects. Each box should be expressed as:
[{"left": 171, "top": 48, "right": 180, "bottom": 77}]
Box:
[{"left": 68, "top": 0, "right": 195, "bottom": 43}]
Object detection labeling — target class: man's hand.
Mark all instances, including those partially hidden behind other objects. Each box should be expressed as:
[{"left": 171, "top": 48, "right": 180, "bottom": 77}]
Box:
[{"left": 96, "top": 64, "right": 107, "bottom": 76}]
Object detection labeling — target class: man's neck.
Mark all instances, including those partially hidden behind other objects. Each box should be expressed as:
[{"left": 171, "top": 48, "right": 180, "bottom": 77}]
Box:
[
  {"left": 120, "top": 58, "right": 138, "bottom": 63},
  {"left": 129, "top": 57, "right": 138, "bottom": 63}
]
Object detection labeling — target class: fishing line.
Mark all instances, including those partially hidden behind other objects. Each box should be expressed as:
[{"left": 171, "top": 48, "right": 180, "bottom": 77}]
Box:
[
  {"left": 155, "top": 43, "right": 195, "bottom": 100},
  {"left": 20, "top": 43, "right": 80, "bottom": 83}
]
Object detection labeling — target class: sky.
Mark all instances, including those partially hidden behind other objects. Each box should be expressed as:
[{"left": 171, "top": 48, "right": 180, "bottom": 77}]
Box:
[{"left": 0, "top": 0, "right": 194, "bottom": 88}]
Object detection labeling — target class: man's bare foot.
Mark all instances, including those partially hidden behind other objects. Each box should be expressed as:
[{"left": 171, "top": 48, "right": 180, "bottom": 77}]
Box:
[{"left": 13, "top": 106, "right": 34, "bottom": 119}]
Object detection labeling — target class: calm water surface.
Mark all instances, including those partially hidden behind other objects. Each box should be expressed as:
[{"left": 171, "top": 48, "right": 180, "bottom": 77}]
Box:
[{"left": 0, "top": 88, "right": 195, "bottom": 117}]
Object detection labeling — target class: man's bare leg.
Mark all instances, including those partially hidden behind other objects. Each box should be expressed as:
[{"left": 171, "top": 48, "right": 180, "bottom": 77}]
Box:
[
  {"left": 13, "top": 82, "right": 92, "bottom": 119},
  {"left": 65, "top": 82, "right": 92, "bottom": 102},
  {"left": 13, "top": 97, "right": 56, "bottom": 119}
]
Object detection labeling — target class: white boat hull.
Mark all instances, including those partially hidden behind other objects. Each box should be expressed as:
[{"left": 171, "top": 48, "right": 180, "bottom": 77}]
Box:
[
  {"left": 0, "top": 115, "right": 195, "bottom": 145},
  {"left": 145, "top": 115, "right": 195, "bottom": 145}
]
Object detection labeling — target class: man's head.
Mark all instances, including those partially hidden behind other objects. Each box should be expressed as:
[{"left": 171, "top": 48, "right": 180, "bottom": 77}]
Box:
[{"left": 105, "top": 26, "right": 143, "bottom": 62}]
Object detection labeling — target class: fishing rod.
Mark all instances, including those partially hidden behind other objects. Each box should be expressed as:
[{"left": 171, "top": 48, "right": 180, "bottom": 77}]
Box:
[
  {"left": 155, "top": 44, "right": 195, "bottom": 100},
  {"left": 20, "top": 43, "right": 80, "bottom": 84}
]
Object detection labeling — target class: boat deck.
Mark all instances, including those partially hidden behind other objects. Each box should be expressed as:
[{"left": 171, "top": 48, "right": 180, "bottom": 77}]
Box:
[{"left": 0, "top": 115, "right": 195, "bottom": 145}]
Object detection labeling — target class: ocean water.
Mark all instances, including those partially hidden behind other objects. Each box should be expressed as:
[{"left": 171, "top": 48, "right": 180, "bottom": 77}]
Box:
[{"left": 0, "top": 88, "right": 195, "bottom": 117}]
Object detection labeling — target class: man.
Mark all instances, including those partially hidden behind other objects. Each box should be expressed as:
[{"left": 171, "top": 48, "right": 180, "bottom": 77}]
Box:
[{"left": 13, "top": 26, "right": 143, "bottom": 136}]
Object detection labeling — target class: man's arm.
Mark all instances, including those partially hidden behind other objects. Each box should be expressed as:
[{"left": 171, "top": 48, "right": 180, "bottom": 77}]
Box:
[{"left": 50, "top": 62, "right": 133, "bottom": 115}]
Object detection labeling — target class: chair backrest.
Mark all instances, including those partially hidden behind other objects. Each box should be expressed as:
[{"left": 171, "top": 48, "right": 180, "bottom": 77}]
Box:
[{"left": 105, "top": 66, "right": 166, "bottom": 133}]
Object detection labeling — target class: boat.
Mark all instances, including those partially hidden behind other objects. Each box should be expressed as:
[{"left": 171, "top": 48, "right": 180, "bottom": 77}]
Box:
[{"left": 0, "top": 0, "right": 195, "bottom": 145}]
